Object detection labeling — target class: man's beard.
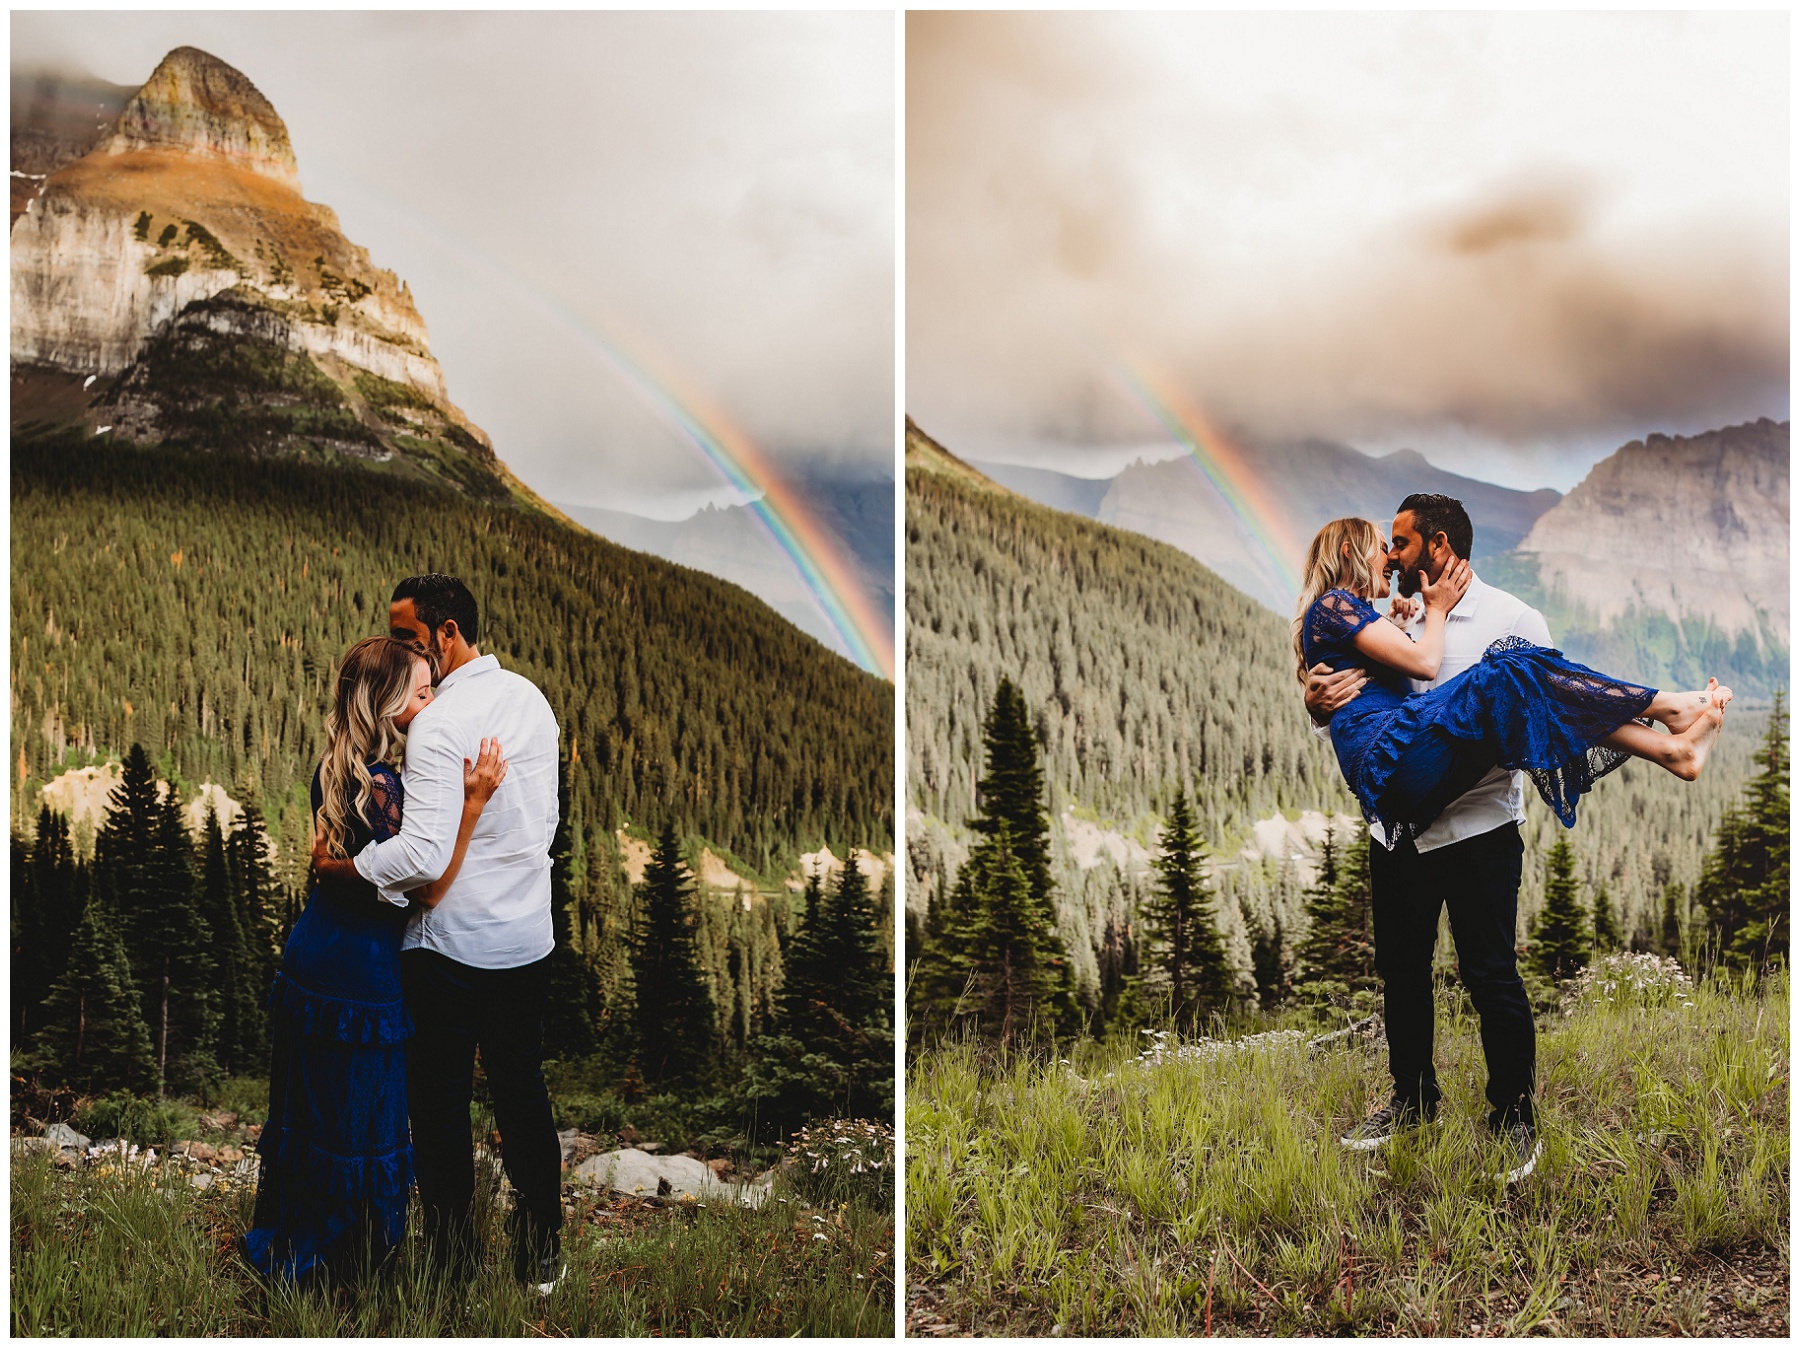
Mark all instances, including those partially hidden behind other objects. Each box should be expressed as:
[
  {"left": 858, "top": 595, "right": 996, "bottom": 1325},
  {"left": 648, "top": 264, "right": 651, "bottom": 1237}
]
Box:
[{"left": 1395, "top": 565, "right": 1421, "bottom": 598}]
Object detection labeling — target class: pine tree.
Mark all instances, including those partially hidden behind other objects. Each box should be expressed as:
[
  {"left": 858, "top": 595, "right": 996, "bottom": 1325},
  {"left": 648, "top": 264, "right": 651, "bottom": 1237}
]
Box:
[
  {"left": 14, "top": 807, "right": 88, "bottom": 1039},
  {"left": 228, "top": 803, "right": 280, "bottom": 1066},
  {"left": 197, "top": 805, "right": 254, "bottom": 1077},
  {"left": 969, "top": 677, "right": 1054, "bottom": 905},
  {"left": 30, "top": 896, "right": 157, "bottom": 1094},
  {"left": 630, "top": 823, "right": 715, "bottom": 1089},
  {"left": 910, "top": 677, "right": 1077, "bottom": 1046},
  {"left": 544, "top": 748, "right": 598, "bottom": 1060},
  {"left": 1530, "top": 838, "right": 1590, "bottom": 982},
  {"left": 1294, "top": 827, "right": 1377, "bottom": 1020},
  {"left": 1139, "top": 790, "right": 1232, "bottom": 1030},
  {"left": 1250, "top": 913, "right": 1292, "bottom": 1012},
  {"left": 921, "top": 825, "right": 1073, "bottom": 1048},
  {"left": 1591, "top": 880, "right": 1622, "bottom": 956},
  {"left": 1659, "top": 881, "right": 1686, "bottom": 961},
  {"left": 100, "top": 753, "right": 219, "bottom": 1096},
  {"left": 1694, "top": 689, "right": 1789, "bottom": 971},
  {"left": 812, "top": 857, "right": 894, "bottom": 1117}
]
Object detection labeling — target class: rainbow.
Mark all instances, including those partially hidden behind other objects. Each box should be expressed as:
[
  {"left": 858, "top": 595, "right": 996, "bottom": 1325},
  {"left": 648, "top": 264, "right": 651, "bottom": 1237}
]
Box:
[
  {"left": 319, "top": 169, "right": 893, "bottom": 680},
  {"left": 584, "top": 341, "right": 895, "bottom": 681},
  {"left": 1102, "top": 355, "right": 1305, "bottom": 602}
]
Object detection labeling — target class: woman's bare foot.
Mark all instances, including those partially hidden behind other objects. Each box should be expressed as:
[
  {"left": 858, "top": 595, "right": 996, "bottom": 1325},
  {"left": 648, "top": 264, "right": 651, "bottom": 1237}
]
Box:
[
  {"left": 1666, "top": 685, "right": 1728, "bottom": 781},
  {"left": 1655, "top": 679, "right": 1717, "bottom": 734}
]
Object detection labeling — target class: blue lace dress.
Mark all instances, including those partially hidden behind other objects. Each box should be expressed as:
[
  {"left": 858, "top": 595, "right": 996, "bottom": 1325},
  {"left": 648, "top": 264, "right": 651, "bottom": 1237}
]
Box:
[
  {"left": 243, "top": 763, "right": 413, "bottom": 1283},
  {"left": 1304, "top": 589, "right": 1658, "bottom": 844}
]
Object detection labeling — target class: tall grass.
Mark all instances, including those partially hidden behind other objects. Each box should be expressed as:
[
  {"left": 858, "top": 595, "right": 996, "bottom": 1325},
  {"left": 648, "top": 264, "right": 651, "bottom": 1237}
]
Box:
[
  {"left": 13, "top": 1141, "right": 893, "bottom": 1336},
  {"left": 908, "top": 970, "right": 1788, "bottom": 1336}
]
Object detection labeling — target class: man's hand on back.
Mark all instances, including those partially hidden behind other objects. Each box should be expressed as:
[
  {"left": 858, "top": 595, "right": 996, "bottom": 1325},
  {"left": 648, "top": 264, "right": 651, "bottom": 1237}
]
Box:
[{"left": 1304, "top": 662, "right": 1366, "bottom": 726}]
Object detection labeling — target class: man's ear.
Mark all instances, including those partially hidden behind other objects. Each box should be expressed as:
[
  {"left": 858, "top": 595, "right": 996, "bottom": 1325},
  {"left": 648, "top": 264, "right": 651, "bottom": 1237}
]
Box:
[{"left": 438, "top": 619, "right": 460, "bottom": 648}]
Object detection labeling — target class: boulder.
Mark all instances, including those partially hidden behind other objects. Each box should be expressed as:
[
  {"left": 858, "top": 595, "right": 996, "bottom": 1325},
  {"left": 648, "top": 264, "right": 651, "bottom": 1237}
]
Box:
[
  {"left": 43, "top": 1122, "right": 91, "bottom": 1150},
  {"left": 573, "top": 1147, "right": 766, "bottom": 1207}
]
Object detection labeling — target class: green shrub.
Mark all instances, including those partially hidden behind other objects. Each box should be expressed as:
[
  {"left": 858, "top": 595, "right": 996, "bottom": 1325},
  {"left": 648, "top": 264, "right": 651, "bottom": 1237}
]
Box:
[
  {"left": 73, "top": 1092, "right": 201, "bottom": 1146},
  {"left": 144, "top": 256, "right": 189, "bottom": 278},
  {"left": 201, "top": 1075, "right": 269, "bottom": 1121}
]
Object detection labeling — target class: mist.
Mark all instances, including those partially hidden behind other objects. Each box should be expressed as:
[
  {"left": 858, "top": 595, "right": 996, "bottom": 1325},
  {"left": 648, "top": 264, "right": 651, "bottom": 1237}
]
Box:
[{"left": 907, "top": 12, "right": 1787, "bottom": 490}]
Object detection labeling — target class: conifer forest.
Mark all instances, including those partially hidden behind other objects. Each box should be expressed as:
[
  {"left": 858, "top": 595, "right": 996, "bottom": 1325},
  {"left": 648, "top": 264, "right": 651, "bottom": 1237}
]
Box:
[
  {"left": 904, "top": 453, "right": 1787, "bottom": 1040},
  {"left": 11, "top": 432, "right": 895, "bottom": 1153}
]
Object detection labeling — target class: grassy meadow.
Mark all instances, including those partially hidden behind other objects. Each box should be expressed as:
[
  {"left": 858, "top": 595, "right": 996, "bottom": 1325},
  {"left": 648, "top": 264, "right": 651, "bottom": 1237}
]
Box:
[
  {"left": 906, "top": 967, "right": 1788, "bottom": 1337},
  {"left": 12, "top": 1131, "right": 893, "bottom": 1337}
]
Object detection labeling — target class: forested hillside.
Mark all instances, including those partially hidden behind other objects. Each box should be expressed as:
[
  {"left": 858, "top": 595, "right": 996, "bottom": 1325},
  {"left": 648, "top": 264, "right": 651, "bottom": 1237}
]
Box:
[
  {"left": 904, "top": 420, "right": 1764, "bottom": 1010},
  {"left": 12, "top": 433, "right": 893, "bottom": 879}
]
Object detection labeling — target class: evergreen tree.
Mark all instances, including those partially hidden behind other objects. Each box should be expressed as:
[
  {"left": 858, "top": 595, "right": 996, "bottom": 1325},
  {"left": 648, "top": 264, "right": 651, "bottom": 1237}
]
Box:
[
  {"left": 911, "top": 676, "right": 1077, "bottom": 1046},
  {"left": 1138, "top": 791, "right": 1232, "bottom": 1030},
  {"left": 1530, "top": 838, "right": 1590, "bottom": 982},
  {"left": 1591, "top": 880, "right": 1622, "bottom": 956},
  {"left": 544, "top": 747, "right": 598, "bottom": 1060},
  {"left": 969, "top": 677, "right": 1054, "bottom": 904},
  {"left": 812, "top": 857, "right": 894, "bottom": 1117},
  {"left": 197, "top": 805, "right": 255, "bottom": 1077},
  {"left": 745, "top": 861, "right": 893, "bottom": 1137},
  {"left": 1658, "top": 881, "right": 1687, "bottom": 961},
  {"left": 1250, "top": 914, "right": 1292, "bottom": 1012},
  {"left": 1694, "top": 689, "right": 1789, "bottom": 971},
  {"left": 99, "top": 752, "right": 219, "bottom": 1096},
  {"left": 630, "top": 823, "right": 715, "bottom": 1089},
  {"left": 228, "top": 803, "right": 281, "bottom": 1066},
  {"left": 14, "top": 807, "right": 88, "bottom": 1039},
  {"left": 1293, "top": 827, "right": 1377, "bottom": 1020},
  {"left": 917, "top": 825, "right": 1074, "bottom": 1048},
  {"left": 30, "top": 896, "right": 157, "bottom": 1094}
]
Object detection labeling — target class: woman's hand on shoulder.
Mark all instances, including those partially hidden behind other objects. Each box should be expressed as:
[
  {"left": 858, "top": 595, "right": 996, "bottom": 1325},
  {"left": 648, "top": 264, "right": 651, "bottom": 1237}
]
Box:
[
  {"left": 1385, "top": 594, "right": 1420, "bottom": 627},
  {"left": 463, "top": 737, "right": 507, "bottom": 808},
  {"left": 1420, "top": 558, "right": 1471, "bottom": 616}
]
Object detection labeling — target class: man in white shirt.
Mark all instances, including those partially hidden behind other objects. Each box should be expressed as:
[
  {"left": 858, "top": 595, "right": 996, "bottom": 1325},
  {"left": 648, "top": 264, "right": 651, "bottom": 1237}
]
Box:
[
  {"left": 1305, "top": 494, "right": 1545, "bottom": 1183},
  {"left": 312, "top": 573, "right": 565, "bottom": 1289}
]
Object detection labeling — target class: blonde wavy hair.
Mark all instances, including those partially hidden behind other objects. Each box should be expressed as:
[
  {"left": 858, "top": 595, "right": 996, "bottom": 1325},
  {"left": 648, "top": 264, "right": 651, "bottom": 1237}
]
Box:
[
  {"left": 1292, "top": 517, "right": 1386, "bottom": 683},
  {"left": 318, "top": 636, "right": 424, "bottom": 859}
]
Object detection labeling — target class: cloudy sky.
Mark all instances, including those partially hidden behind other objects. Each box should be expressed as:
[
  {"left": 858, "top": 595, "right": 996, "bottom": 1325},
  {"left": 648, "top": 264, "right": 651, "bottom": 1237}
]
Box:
[
  {"left": 908, "top": 11, "right": 1787, "bottom": 491},
  {"left": 15, "top": 11, "right": 895, "bottom": 518}
]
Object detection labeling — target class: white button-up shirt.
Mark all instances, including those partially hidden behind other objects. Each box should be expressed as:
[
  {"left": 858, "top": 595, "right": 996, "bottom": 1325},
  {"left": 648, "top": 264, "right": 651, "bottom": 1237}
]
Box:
[
  {"left": 1314, "top": 572, "right": 1553, "bottom": 854},
  {"left": 354, "top": 652, "right": 560, "bottom": 968}
]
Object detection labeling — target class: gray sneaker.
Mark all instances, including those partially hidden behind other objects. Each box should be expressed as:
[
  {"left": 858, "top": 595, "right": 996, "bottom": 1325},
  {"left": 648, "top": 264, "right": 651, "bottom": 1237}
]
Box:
[
  {"left": 1492, "top": 1120, "right": 1542, "bottom": 1184},
  {"left": 1339, "top": 1101, "right": 1435, "bottom": 1151}
]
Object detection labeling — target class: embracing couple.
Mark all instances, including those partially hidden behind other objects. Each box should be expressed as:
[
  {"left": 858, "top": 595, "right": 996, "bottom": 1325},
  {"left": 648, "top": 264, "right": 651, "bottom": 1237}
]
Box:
[
  {"left": 1294, "top": 493, "right": 1729, "bottom": 1183},
  {"left": 239, "top": 574, "right": 566, "bottom": 1292}
]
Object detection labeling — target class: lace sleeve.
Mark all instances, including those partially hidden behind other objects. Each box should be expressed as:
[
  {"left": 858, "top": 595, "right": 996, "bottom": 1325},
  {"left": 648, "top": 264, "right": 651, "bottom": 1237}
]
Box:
[
  {"left": 1305, "top": 589, "right": 1382, "bottom": 658},
  {"left": 366, "top": 765, "right": 405, "bottom": 843}
]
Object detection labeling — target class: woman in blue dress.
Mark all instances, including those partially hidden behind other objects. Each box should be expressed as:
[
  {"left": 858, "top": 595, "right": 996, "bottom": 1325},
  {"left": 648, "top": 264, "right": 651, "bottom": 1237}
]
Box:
[
  {"left": 1296, "top": 517, "right": 1730, "bottom": 847},
  {"left": 242, "top": 634, "right": 507, "bottom": 1284}
]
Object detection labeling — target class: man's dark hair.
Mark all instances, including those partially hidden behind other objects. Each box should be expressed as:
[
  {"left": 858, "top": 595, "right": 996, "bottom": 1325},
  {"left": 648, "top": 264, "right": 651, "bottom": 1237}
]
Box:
[
  {"left": 1397, "top": 493, "right": 1473, "bottom": 561},
  {"left": 392, "top": 574, "right": 480, "bottom": 644}
]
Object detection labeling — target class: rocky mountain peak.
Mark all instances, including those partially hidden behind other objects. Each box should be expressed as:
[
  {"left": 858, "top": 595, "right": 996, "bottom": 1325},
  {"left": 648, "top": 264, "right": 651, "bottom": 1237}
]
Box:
[{"left": 105, "top": 47, "right": 298, "bottom": 190}]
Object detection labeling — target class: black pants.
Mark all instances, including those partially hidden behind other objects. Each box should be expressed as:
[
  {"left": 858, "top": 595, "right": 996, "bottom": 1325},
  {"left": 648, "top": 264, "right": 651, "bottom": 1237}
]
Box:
[
  {"left": 400, "top": 949, "right": 562, "bottom": 1269},
  {"left": 1369, "top": 822, "right": 1536, "bottom": 1131}
]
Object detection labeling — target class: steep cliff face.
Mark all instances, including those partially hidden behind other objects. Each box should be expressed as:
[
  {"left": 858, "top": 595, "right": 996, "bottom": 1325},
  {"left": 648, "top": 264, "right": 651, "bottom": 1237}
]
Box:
[
  {"left": 8, "top": 48, "right": 530, "bottom": 504},
  {"left": 1514, "top": 419, "right": 1788, "bottom": 643}
]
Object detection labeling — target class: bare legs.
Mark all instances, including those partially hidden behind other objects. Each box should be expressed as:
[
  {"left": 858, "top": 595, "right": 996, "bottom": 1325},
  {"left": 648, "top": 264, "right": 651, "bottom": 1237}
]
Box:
[{"left": 1602, "top": 683, "right": 1732, "bottom": 781}]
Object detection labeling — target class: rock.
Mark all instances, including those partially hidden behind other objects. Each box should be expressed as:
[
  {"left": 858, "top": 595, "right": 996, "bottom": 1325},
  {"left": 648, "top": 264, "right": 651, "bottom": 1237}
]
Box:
[
  {"left": 185, "top": 1141, "right": 220, "bottom": 1164},
  {"left": 13, "top": 1136, "right": 62, "bottom": 1160},
  {"left": 638, "top": 1141, "right": 663, "bottom": 1154},
  {"left": 1517, "top": 419, "right": 1788, "bottom": 645},
  {"left": 573, "top": 1147, "right": 766, "bottom": 1207},
  {"left": 706, "top": 1158, "right": 733, "bottom": 1180},
  {"left": 43, "top": 1122, "right": 91, "bottom": 1150},
  {"left": 198, "top": 1110, "right": 238, "bottom": 1133}
]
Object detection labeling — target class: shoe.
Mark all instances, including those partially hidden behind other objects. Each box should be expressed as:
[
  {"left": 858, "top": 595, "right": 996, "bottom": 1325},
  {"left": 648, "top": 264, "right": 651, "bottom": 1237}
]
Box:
[
  {"left": 1492, "top": 1119, "right": 1542, "bottom": 1184},
  {"left": 513, "top": 1226, "right": 564, "bottom": 1295},
  {"left": 521, "top": 1254, "right": 565, "bottom": 1296},
  {"left": 1338, "top": 1100, "right": 1435, "bottom": 1151}
]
